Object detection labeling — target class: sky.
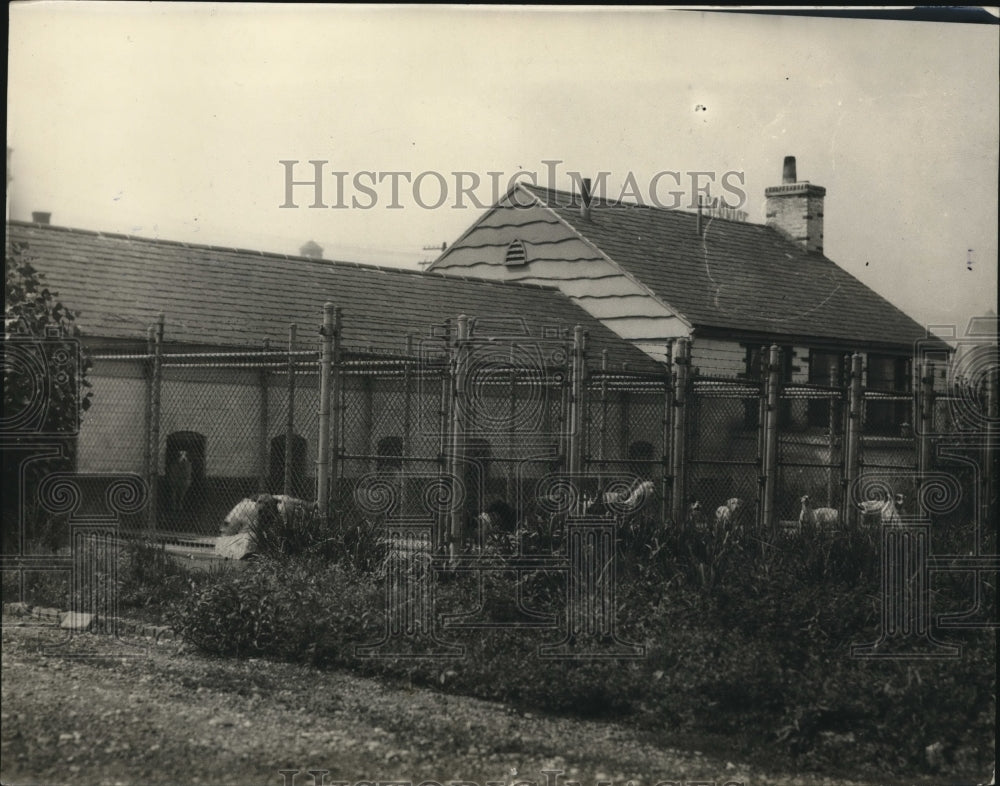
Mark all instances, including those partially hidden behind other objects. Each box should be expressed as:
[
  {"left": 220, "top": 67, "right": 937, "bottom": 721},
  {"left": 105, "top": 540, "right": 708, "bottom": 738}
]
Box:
[{"left": 7, "top": 4, "right": 999, "bottom": 340}]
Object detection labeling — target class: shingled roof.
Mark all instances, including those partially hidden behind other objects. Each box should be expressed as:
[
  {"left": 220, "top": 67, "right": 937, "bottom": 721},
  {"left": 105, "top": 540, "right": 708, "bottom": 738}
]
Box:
[
  {"left": 5, "top": 220, "right": 659, "bottom": 370},
  {"left": 519, "top": 184, "right": 935, "bottom": 350}
]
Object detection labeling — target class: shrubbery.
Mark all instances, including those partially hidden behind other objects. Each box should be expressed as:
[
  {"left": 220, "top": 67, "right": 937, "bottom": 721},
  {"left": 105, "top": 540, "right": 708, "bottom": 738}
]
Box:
[
  {"left": 160, "top": 512, "right": 995, "bottom": 778},
  {"left": 247, "top": 492, "right": 388, "bottom": 571}
]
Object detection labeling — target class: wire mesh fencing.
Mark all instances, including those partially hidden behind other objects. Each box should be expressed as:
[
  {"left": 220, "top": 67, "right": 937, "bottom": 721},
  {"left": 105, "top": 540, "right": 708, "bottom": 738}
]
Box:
[
  {"left": 681, "top": 374, "right": 762, "bottom": 531},
  {"left": 77, "top": 312, "right": 992, "bottom": 544},
  {"left": 774, "top": 382, "right": 846, "bottom": 528},
  {"left": 582, "top": 369, "right": 672, "bottom": 522},
  {"left": 82, "top": 345, "right": 324, "bottom": 537}
]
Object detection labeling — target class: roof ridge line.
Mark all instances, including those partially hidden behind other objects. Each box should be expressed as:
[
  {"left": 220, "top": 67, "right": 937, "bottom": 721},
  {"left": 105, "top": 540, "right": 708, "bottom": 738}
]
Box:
[
  {"left": 522, "top": 182, "right": 768, "bottom": 225},
  {"left": 5, "top": 219, "right": 573, "bottom": 296}
]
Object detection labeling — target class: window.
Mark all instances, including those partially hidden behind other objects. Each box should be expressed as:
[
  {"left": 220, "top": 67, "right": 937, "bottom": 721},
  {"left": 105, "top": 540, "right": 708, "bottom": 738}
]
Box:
[
  {"left": 807, "top": 350, "right": 846, "bottom": 429},
  {"left": 865, "top": 354, "right": 911, "bottom": 436}
]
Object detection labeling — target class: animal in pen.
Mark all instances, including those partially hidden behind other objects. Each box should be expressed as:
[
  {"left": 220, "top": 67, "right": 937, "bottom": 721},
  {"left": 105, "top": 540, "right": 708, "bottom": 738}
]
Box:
[
  {"left": 219, "top": 494, "right": 314, "bottom": 536},
  {"left": 859, "top": 492, "right": 905, "bottom": 525},
  {"left": 798, "top": 495, "right": 840, "bottom": 530},
  {"left": 165, "top": 450, "right": 192, "bottom": 512},
  {"left": 715, "top": 497, "right": 743, "bottom": 530},
  {"left": 687, "top": 500, "right": 708, "bottom": 531},
  {"left": 215, "top": 493, "right": 316, "bottom": 560},
  {"left": 586, "top": 479, "right": 657, "bottom": 517}
]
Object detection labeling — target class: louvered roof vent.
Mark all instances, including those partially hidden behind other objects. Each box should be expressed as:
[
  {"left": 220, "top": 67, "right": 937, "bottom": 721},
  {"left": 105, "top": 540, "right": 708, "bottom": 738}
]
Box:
[{"left": 504, "top": 239, "right": 527, "bottom": 266}]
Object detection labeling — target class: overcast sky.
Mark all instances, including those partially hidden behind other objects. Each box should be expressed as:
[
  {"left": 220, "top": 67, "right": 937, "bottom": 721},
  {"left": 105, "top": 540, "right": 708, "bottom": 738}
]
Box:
[{"left": 7, "top": 5, "right": 998, "bottom": 339}]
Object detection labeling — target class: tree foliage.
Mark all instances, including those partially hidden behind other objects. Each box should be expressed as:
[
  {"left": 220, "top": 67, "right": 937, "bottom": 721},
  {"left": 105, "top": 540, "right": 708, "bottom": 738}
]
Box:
[{"left": 3, "top": 240, "right": 93, "bottom": 551}]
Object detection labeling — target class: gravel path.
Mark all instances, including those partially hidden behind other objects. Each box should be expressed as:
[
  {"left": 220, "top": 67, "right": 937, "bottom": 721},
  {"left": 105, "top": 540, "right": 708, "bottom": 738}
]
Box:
[{"left": 1, "top": 621, "right": 902, "bottom": 786}]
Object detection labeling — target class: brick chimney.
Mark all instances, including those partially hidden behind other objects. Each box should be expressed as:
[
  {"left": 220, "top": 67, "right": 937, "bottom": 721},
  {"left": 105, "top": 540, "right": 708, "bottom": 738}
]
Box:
[{"left": 764, "top": 156, "right": 825, "bottom": 254}]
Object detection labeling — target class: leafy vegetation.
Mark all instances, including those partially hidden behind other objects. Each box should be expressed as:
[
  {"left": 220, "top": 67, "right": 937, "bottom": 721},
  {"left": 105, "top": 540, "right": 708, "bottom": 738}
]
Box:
[
  {"left": 165, "top": 509, "right": 995, "bottom": 779},
  {"left": 3, "top": 240, "right": 93, "bottom": 554}
]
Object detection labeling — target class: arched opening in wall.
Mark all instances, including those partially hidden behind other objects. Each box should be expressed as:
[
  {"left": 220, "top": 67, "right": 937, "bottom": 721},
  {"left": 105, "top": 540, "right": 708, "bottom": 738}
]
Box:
[
  {"left": 269, "top": 434, "right": 308, "bottom": 498},
  {"left": 628, "top": 439, "right": 655, "bottom": 480},
  {"left": 376, "top": 436, "right": 404, "bottom": 472},
  {"left": 164, "top": 431, "right": 206, "bottom": 516}
]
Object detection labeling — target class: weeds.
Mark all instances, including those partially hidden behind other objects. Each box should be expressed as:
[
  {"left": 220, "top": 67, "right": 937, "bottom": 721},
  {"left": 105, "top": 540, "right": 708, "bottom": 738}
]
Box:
[{"left": 152, "top": 509, "right": 1000, "bottom": 778}]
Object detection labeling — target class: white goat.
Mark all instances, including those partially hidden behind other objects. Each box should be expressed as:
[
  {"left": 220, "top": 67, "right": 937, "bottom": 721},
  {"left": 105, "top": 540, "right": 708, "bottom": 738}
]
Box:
[
  {"left": 219, "top": 493, "right": 311, "bottom": 536},
  {"left": 216, "top": 494, "right": 315, "bottom": 560},
  {"left": 687, "top": 500, "right": 708, "bottom": 531},
  {"left": 798, "top": 495, "right": 840, "bottom": 529},
  {"left": 619, "top": 480, "right": 655, "bottom": 511},
  {"left": 586, "top": 479, "right": 656, "bottom": 515},
  {"left": 859, "top": 493, "right": 904, "bottom": 525},
  {"left": 715, "top": 497, "right": 743, "bottom": 528}
]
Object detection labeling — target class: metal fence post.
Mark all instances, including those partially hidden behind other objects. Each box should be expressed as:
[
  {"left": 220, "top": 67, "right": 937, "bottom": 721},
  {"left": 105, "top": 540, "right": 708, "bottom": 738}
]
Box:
[
  {"left": 661, "top": 338, "right": 675, "bottom": 524},
  {"left": 507, "top": 347, "right": 517, "bottom": 504},
  {"left": 670, "top": 337, "right": 690, "bottom": 526},
  {"left": 827, "top": 360, "right": 841, "bottom": 507},
  {"left": 449, "top": 315, "right": 469, "bottom": 561},
  {"left": 148, "top": 313, "right": 165, "bottom": 534},
  {"left": 599, "top": 349, "right": 609, "bottom": 478},
  {"left": 143, "top": 325, "right": 154, "bottom": 486},
  {"left": 918, "top": 359, "right": 935, "bottom": 478},
  {"left": 568, "top": 326, "right": 586, "bottom": 481},
  {"left": 761, "top": 345, "right": 781, "bottom": 534},
  {"left": 316, "top": 304, "right": 335, "bottom": 514},
  {"left": 755, "top": 346, "right": 767, "bottom": 528},
  {"left": 284, "top": 324, "right": 297, "bottom": 497},
  {"left": 330, "top": 308, "right": 343, "bottom": 491},
  {"left": 258, "top": 337, "right": 270, "bottom": 493},
  {"left": 984, "top": 366, "right": 998, "bottom": 533},
  {"left": 844, "top": 353, "right": 864, "bottom": 527},
  {"left": 438, "top": 329, "right": 452, "bottom": 549},
  {"left": 402, "top": 333, "right": 414, "bottom": 515}
]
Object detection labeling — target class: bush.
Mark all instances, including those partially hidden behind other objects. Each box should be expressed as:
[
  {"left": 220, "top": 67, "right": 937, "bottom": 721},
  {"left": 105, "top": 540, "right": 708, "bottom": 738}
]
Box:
[
  {"left": 247, "top": 492, "right": 388, "bottom": 572},
  {"left": 169, "top": 557, "right": 383, "bottom": 664},
  {"left": 0, "top": 567, "right": 70, "bottom": 609},
  {"left": 115, "top": 537, "right": 197, "bottom": 621},
  {"left": 3, "top": 241, "right": 93, "bottom": 553},
  {"left": 167, "top": 513, "right": 996, "bottom": 780}
]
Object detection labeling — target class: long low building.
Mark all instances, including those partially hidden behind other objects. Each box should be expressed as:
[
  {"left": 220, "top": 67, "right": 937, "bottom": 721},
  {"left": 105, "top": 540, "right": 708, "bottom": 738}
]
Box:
[{"left": 6, "top": 220, "right": 663, "bottom": 533}]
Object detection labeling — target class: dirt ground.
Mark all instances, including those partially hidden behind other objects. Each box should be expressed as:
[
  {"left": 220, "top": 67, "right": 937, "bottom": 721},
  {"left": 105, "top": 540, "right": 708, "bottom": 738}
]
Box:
[{"left": 0, "top": 620, "right": 975, "bottom": 786}]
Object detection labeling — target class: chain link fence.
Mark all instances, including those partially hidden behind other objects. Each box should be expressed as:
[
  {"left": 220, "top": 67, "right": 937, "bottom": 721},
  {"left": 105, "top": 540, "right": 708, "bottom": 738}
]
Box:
[
  {"left": 75, "top": 313, "right": 991, "bottom": 541},
  {"left": 775, "top": 381, "right": 846, "bottom": 528},
  {"left": 85, "top": 344, "right": 321, "bottom": 536},
  {"left": 583, "top": 369, "right": 671, "bottom": 521},
  {"left": 685, "top": 374, "right": 762, "bottom": 530}
]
